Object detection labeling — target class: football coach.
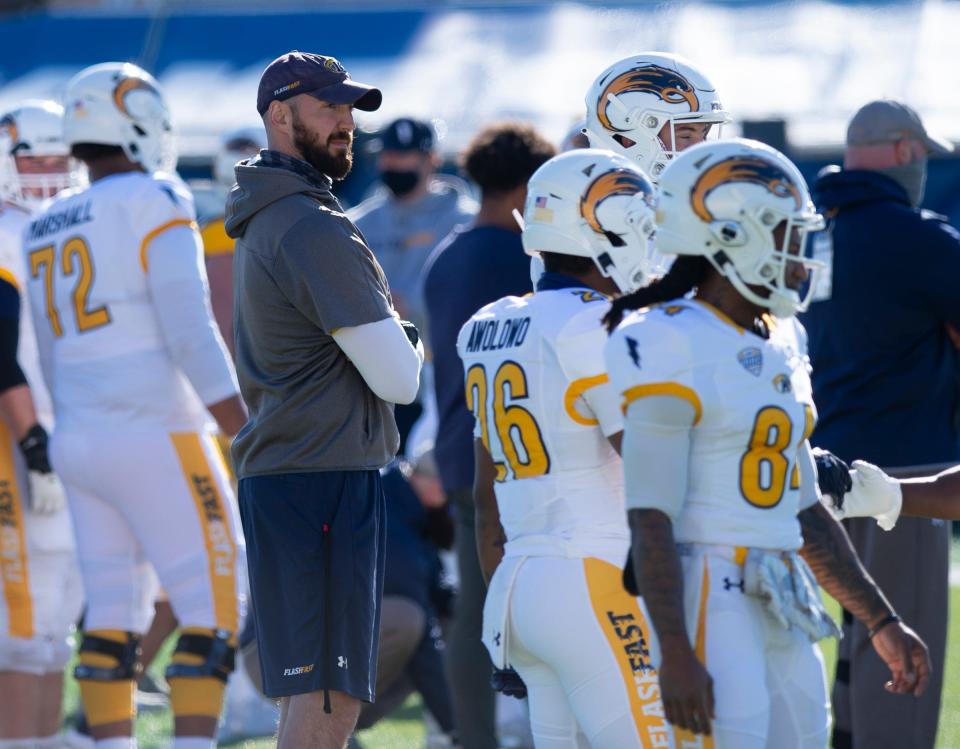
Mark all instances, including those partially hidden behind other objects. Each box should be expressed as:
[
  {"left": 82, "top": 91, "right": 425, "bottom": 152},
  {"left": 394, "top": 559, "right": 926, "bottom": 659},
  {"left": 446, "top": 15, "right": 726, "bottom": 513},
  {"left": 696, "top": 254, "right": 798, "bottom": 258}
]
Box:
[{"left": 225, "top": 51, "right": 424, "bottom": 748}]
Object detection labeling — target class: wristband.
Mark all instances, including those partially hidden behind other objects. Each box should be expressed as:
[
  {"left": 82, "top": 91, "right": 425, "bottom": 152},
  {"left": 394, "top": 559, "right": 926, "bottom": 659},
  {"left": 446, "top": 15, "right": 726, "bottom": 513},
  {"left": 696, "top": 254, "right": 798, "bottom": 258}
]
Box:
[
  {"left": 868, "top": 613, "right": 902, "bottom": 639},
  {"left": 19, "top": 423, "right": 52, "bottom": 474}
]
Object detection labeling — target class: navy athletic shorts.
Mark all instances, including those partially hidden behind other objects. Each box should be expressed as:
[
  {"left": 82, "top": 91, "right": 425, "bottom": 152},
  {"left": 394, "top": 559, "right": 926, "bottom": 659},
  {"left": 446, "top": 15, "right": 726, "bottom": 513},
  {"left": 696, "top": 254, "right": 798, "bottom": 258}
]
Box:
[{"left": 238, "top": 470, "right": 386, "bottom": 700}]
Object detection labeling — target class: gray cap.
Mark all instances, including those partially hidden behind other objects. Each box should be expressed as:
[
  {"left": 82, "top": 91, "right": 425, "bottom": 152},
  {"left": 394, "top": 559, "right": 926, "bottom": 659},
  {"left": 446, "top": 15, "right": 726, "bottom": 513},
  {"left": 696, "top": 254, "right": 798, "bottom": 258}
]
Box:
[{"left": 846, "top": 99, "right": 952, "bottom": 154}]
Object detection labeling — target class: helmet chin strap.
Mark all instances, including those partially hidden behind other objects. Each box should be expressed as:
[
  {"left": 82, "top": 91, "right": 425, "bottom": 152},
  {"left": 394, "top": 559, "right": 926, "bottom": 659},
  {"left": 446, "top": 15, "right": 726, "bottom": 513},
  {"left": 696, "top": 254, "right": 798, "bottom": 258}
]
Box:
[{"left": 710, "top": 251, "right": 799, "bottom": 320}]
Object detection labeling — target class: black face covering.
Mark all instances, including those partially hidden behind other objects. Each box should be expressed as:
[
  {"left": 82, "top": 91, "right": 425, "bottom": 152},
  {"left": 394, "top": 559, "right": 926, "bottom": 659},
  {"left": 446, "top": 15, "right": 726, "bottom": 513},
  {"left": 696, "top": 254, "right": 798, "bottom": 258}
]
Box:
[{"left": 381, "top": 169, "right": 421, "bottom": 198}]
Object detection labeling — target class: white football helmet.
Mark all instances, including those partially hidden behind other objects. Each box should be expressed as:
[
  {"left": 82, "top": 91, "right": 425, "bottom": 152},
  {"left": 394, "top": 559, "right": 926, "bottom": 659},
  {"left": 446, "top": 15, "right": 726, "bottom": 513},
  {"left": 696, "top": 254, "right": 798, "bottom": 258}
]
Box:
[
  {"left": 213, "top": 126, "right": 266, "bottom": 186},
  {"left": 522, "top": 148, "right": 658, "bottom": 294},
  {"left": 63, "top": 62, "right": 176, "bottom": 173},
  {"left": 0, "top": 100, "right": 83, "bottom": 208},
  {"left": 656, "top": 138, "right": 825, "bottom": 318},
  {"left": 584, "top": 52, "right": 731, "bottom": 180}
]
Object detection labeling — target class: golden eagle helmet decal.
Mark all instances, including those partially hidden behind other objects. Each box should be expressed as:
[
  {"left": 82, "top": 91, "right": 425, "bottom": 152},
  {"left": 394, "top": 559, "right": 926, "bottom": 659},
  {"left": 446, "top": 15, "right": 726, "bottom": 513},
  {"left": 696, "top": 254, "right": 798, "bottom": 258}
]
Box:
[
  {"left": 596, "top": 64, "right": 700, "bottom": 133},
  {"left": 655, "top": 139, "right": 824, "bottom": 318},
  {"left": 690, "top": 155, "right": 802, "bottom": 223},
  {"left": 580, "top": 167, "right": 656, "bottom": 239},
  {"left": 63, "top": 63, "right": 174, "bottom": 173},
  {"left": 112, "top": 76, "right": 163, "bottom": 121}
]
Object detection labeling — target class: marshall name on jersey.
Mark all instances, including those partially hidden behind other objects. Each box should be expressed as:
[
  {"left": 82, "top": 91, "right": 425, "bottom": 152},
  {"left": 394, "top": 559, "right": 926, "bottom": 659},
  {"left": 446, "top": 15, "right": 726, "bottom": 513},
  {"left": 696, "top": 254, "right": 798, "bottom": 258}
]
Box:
[
  {"left": 457, "top": 286, "right": 626, "bottom": 561},
  {"left": 607, "top": 299, "right": 819, "bottom": 552},
  {"left": 22, "top": 171, "right": 209, "bottom": 432}
]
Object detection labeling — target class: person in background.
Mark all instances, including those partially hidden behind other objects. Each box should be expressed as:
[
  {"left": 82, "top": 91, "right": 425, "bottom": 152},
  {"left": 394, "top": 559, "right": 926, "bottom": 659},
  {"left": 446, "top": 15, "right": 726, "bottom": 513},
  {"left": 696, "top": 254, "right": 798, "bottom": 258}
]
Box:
[
  {"left": 0, "top": 99, "right": 83, "bottom": 749},
  {"left": 350, "top": 117, "right": 476, "bottom": 335},
  {"left": 422, "top": 122, "right": 555, "bottom": 749},
  {"left": 802, "top": 99, "right": 959, "bottom": 749}
]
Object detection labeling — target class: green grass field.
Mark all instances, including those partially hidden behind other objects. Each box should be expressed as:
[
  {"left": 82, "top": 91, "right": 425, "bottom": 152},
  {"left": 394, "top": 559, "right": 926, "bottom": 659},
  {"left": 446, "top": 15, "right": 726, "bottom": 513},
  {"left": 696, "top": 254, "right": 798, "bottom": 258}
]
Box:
[{"left": 63, "top": 587, "right": 960, "bottom": 749}]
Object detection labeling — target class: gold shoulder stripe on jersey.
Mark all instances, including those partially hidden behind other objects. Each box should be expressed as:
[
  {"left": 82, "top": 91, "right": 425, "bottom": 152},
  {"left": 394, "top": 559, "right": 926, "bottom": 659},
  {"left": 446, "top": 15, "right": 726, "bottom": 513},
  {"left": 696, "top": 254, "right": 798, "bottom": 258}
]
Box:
[
  {"left": 621, "top": 382, "right": 702, "bottom": 425},
  {"left": 140, "top": 219, "right": 199, "bottom": 272},
  {"left": 0, "top": 267, "right": 19, "bottom": 292},
  {"left": 563, "top": 374, "right": 609, "bottom": 427}
]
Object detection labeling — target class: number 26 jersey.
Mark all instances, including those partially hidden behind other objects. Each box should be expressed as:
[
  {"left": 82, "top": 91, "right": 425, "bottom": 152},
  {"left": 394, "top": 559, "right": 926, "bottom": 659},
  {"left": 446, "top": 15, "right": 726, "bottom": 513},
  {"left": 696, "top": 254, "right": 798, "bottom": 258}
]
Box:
[{"left": 457, "top": 285, "right": 627, "bottom": 557}]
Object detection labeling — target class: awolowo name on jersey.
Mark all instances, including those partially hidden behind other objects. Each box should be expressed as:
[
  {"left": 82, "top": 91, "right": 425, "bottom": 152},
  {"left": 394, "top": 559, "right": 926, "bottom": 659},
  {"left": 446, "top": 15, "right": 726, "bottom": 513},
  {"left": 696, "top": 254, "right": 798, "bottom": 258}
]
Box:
[{"left": 463, "top": 316, "right": 531, "bottom": 354}]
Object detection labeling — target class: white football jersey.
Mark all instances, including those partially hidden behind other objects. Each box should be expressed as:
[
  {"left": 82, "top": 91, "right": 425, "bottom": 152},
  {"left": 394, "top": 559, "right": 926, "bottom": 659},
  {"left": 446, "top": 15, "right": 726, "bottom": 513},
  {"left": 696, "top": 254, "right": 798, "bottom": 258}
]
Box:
[
  {"left": 0, "top": 203, "right": 53, "bottom": 429},
  {"left": 606, "top": 299, "right": 818, "bottom": 551},
  {"left": 22, "top": 171, "right": 211, "bottom": 432},
  {"left": 457, "top": 285, "right": 626, "bottom": 561}
]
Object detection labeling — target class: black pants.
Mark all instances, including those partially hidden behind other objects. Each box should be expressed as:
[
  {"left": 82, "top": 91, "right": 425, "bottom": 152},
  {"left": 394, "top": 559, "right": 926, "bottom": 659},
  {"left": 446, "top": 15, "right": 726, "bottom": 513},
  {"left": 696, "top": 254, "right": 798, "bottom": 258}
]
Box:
[
  {"left": 831, "top": 515, "right": 949, "bottom": 749},
  {"left": 444, "top": 487, "right": 497, "bottom": 749}
]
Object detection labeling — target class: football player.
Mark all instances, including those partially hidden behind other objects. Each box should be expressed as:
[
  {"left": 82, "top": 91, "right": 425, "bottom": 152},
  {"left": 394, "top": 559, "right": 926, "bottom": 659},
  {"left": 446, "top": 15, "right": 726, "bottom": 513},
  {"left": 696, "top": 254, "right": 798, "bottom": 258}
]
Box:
[
  {"left": 24, "top": 63, "right": 246, "bottom": 749},
  {"left": 604, "top": 138, "right": 930, "bottom": 748},
  {"left": 583, "top": 52, "right": 730, "bottom": 182},
  {"left": 0, "top": 99, "right": 84, "bottom": 749},
  {"left": 459, "top": 148, "right": 670, "bottom": 748}
]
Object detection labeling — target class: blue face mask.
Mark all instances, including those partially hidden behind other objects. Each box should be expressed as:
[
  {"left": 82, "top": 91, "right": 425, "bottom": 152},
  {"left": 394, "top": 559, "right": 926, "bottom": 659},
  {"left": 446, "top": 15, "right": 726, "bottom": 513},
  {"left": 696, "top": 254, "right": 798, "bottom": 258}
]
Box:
[{"left": 875, "top": 157, "right": 927, "bottom": 208}]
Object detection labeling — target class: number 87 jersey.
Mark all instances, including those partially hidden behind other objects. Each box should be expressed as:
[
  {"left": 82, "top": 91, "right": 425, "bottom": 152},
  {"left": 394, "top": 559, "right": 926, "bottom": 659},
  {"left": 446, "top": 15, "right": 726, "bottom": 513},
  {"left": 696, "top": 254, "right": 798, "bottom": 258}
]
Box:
[
  {"left": 457, "top": 285, "right": 627, "bottom": 555},
  {"left": 606, "top": 299, "right": 820, "bottom": 552}
]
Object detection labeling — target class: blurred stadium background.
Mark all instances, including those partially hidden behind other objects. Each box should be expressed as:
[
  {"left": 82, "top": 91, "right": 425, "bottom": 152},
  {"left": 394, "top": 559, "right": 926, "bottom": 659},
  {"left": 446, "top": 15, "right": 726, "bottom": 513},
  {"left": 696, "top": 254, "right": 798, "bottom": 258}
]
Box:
[
  {"left": 3, "top": 0, "right": 960, "bottom": 215},
  {"left": 5, "top": 0, "right": 960, "bottom": 746}
]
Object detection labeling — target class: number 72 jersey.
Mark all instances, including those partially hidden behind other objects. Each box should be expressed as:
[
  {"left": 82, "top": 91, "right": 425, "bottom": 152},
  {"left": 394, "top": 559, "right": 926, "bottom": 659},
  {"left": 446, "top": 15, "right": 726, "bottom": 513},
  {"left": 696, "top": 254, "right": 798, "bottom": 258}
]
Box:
[
  {"left": 23, "top": 171, "right": 210, "bottom": 431},
  {"left": 456, "top": 287, "right": 627, "bottom": 548}
]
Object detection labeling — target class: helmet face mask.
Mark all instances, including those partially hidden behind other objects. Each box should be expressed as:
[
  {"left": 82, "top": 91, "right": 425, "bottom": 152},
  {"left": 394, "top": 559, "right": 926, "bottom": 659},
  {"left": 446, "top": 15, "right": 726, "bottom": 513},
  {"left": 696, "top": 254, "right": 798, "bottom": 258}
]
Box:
[
  {"left": 63, "top": 62, "right": 177, "bottom": 174},
  {"left": 0, "top": 101, "right": 84, "bottom": 208},
  {"left": 656, "top": 138, "right": 825, "bottom": 318},
  {"left": 585, "top": 52, "right": 731, "bottom": 181},
  {"left": 521, "top": 148, "right": 659, "bottom": 294}
]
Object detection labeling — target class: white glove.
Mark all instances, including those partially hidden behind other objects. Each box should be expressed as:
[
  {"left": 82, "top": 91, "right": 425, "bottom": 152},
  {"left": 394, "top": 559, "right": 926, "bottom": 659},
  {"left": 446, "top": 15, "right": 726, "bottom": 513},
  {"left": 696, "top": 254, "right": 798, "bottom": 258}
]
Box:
[
  {"left": 27, "top": 470, "right": 66, "bottom": 515},
  {"left": 836, "top": 460, "right": 903, "bottom": 531}
]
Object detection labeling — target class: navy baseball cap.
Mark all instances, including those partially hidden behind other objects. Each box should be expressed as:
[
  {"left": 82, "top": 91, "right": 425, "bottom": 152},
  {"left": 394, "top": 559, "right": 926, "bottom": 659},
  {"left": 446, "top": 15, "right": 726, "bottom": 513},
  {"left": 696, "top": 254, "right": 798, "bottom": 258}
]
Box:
[
  {"left": 256, "top": 51, "right": 382, "bottom": 116},
  {"left": 371, "top": 118, "right": 435, "bottom": 153}
]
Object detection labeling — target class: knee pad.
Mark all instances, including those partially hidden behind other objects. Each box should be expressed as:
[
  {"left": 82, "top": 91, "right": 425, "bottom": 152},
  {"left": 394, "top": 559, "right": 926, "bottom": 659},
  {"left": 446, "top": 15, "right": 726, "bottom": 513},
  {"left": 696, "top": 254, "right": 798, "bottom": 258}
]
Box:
[
  {"left": 166, "top": 627, "right": 236, "bottom": 719},
  {"left": 74, "top": 630, "right": 140, "bottom": 727}
]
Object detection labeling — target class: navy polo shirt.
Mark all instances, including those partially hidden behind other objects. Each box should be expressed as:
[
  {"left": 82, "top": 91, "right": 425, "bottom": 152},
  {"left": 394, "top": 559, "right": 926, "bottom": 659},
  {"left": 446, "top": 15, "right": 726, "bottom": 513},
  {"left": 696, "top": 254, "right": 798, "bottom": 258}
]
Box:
[
  {"left": 802, "top": 168, "right": 960, "bottom": 469},
  {"left": 422, "top": 225, "right": 531, "bottom": 492}
]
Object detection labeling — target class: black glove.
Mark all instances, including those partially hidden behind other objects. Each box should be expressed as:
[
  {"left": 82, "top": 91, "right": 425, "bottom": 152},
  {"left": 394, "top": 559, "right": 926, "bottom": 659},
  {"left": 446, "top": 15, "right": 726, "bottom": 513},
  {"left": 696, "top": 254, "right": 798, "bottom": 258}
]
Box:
[
  {"left": 399, "top": 319, "right": 420, "bottom": 348},
  {"left": 491, "top": 667, "right": 527, "bottom": 699},
  {"left": 813, "top": 447, "right": 852, "bottom": 510},
  {"left": 19, "top": 423, "right": 52, "bottom": 473}
]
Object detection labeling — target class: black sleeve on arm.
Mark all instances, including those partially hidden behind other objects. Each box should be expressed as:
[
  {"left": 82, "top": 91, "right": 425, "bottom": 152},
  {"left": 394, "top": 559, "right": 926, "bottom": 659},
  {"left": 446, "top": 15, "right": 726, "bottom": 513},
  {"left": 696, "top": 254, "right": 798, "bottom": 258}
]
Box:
[
  {"left": 272, "top": 213, "right": 393, "bottom": 333},
  {"left": 0, "top": 278, "right": 27, "bottom": 393}
]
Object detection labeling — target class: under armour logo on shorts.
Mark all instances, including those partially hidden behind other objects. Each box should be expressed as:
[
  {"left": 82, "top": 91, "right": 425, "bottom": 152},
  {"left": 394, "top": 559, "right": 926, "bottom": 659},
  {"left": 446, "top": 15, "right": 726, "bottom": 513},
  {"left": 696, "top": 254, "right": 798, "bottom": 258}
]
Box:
[{"left": 337, "top": 656, "right": 348, "bottom": 669}]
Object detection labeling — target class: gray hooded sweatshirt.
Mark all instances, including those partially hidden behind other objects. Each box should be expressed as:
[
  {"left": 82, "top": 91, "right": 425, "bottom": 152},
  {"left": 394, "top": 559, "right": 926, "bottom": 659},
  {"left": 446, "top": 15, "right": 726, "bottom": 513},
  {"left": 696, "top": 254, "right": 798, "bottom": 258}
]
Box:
[{"left": 225, "top": 151, "right": 398, "bottom": 478}]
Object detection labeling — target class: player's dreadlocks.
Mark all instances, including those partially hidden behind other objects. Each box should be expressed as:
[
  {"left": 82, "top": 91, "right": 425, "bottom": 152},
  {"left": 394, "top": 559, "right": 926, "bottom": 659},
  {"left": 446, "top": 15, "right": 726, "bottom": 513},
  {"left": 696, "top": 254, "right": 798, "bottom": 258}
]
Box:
[{"left": 603, "top": 255, "right": 711, "bottom": 332}]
